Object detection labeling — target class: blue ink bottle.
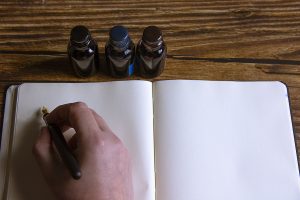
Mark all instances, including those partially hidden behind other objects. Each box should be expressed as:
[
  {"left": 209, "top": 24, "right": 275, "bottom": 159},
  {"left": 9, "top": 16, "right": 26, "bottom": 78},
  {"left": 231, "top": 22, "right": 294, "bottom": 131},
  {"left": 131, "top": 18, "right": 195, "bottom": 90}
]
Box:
[
  {"left": 68, "top": 25, "right": 99, "bottom": 77},
  {"left": 105, "top": 25, "right": 135, "bottom": 77},
  {"left": 136, "top": 26, "right": 167, "bottom": 78}
]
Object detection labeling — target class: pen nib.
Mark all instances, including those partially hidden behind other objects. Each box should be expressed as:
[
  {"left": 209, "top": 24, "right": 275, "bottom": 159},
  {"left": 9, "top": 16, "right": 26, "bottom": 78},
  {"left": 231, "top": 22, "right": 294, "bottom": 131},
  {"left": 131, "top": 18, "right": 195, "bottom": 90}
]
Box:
[{"left": 41, "top": 106, "right": 49, "bottom": 116}]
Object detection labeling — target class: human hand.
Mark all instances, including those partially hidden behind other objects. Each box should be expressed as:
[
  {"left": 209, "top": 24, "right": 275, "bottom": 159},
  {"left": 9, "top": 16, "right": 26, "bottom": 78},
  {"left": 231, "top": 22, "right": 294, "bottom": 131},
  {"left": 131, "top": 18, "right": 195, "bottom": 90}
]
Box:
[{"left": 32, "top": 102, "right": 133, "bottom": 200}]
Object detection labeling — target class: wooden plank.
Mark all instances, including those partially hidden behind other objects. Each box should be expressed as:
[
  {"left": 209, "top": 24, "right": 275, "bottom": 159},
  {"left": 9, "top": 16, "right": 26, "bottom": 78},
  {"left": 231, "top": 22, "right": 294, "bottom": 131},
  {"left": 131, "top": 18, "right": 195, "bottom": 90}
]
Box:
[
  {"left": 0, "top": 0, "right": 299, "bottom": 61},
  {"left": 1, "top": 54, "right": 300, "bottom": 81}
]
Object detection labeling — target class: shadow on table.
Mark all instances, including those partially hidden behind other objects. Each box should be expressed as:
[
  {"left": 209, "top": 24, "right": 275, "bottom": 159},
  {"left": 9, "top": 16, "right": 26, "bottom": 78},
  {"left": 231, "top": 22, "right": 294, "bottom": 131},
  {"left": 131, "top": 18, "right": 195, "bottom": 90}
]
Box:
[{"left": 25, "top": 53, "right": 108, "bottom": 79}]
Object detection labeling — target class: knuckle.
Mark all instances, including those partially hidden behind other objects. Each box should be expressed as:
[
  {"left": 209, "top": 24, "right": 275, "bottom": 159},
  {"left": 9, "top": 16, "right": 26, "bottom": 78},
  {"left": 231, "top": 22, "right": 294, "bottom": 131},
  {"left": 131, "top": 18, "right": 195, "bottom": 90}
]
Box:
[
  {"left": 91, "top": 132, "right": 128, "bottom": 153},
  {"left": 68, "top": 102, "right": 88, "bottom": 119},
  {"left": 70, "top": 102, "right": 87, "bottom": 110},
  {"left": 89, "top": 129, "right": 103, "bottom": 144},
  {"left": 110, "top": 135, "right": 129, "bottom": 154}
]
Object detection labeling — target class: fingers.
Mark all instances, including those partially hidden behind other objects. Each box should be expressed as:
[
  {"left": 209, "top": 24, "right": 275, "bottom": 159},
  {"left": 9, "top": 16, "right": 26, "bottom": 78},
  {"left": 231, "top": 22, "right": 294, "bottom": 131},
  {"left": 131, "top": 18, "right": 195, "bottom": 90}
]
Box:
[
  {"left": 90, "top": 109, "right": 112, "bottom": 132},
  {"left": 45, "top": 102, "right": 102, "bottom": 144},
  {"left": 32, "top": 127, "right": 56, "bottom": 177},
  {"left": 68, "top": 133, "right": 78, "bottom": 150},
  {"left": 33, "top": 127, "right": 68, "bottom": 185},
  {"left": 89, "top": 109, "right": 121, "bottom": 144}
]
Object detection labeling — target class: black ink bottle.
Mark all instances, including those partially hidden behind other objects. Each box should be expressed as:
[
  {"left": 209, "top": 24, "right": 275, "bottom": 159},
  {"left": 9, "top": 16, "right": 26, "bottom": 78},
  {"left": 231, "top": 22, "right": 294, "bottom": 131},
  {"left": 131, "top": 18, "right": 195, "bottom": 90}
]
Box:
[
  {"left": 68, "top": 25, "right": 99, "bottom": 77},
  {"left": 136, "top": 26, "right": 167, "bottom": 78},
  {"left": 105, "top": 25, "right": 135, "bottom": 77}
]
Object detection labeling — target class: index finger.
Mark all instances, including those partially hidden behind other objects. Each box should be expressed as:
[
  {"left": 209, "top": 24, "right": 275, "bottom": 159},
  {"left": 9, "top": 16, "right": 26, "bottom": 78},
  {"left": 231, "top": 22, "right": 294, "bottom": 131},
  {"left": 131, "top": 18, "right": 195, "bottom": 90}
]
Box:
[{"left": 45, "top": 102, "right": 102, "bottom": 144}]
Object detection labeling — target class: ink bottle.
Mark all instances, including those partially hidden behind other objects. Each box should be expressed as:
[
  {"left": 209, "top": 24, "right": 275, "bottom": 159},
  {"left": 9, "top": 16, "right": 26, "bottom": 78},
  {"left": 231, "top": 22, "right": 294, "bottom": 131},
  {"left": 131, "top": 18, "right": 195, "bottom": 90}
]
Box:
[
  {"left": 136, "top": 26, "right": 167, "bottom": 78},
  {"left": 68, "top": 25, "right": 99, "bottom": 77},
  {"left": 105, "top": 25, "right": 135, "bottom": 77}
]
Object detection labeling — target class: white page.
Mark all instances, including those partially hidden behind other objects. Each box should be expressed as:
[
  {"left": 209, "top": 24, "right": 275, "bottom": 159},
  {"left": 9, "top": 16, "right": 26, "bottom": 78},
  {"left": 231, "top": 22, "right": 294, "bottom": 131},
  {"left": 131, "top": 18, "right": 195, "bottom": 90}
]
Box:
[
  {"left": 153, "top": 80, "right": 300, "bottom": 200},
  {"left": 4, "top": 81, "right": 155, "bottom": 200}
]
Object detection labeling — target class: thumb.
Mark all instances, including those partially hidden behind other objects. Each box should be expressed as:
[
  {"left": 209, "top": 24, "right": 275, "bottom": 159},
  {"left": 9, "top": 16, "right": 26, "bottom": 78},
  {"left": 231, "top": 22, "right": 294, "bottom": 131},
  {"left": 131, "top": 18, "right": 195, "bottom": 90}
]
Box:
[{"left": 32, "top": 127, "right": 57, "bottom": 180}]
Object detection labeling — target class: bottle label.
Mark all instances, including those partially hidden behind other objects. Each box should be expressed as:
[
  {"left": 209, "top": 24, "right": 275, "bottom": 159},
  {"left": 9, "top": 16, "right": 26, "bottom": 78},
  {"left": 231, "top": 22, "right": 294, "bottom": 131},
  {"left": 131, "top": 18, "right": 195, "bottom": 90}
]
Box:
[{"left": 129, "top": 63, "right": 134, "bottom": 76}]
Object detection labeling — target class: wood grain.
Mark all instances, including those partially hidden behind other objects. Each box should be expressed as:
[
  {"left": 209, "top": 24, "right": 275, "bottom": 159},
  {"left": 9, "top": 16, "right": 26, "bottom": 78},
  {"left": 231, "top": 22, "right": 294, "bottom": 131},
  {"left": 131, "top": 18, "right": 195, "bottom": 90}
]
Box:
[{"left": 0, "top": 0, "right": 300, "bottom": 158}]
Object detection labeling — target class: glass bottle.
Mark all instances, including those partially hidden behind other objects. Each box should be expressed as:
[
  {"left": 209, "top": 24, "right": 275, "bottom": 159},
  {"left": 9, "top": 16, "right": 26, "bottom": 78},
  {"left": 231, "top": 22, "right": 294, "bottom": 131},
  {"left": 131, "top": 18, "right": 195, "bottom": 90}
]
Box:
[
  {"left": 68, "top": 25, "right": 99, "bottom": 77},
  {"left": 136, "top": 26, "right": 167, "bottom": 78},
  {"left": 105, "top": 25, "right": 135, "bottom": 77}
]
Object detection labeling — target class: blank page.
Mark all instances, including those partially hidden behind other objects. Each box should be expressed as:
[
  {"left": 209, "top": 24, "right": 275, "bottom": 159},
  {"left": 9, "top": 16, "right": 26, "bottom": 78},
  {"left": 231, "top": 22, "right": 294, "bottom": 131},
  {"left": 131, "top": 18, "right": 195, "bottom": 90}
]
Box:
[
  {"left": 5, "top": 81, "right": 155, "bottom": 200},
  {"left": 153, "top": 80, "right": 300, "bottom": 200}
]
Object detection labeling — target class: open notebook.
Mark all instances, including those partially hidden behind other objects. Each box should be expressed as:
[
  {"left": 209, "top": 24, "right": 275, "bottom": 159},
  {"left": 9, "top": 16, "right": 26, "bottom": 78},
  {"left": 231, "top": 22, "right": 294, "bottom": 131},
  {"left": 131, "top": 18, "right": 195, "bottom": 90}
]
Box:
[{"left": 1, "top": 80, "right": 300, "bottom": 200}]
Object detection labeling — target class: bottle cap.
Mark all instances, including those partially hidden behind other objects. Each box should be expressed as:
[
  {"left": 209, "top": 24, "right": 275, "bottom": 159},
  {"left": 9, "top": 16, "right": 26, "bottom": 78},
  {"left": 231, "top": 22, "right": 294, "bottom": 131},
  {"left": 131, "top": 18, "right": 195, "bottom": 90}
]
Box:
[
  {"left": 109, "top": 25, "right": 130, "bottom": 50},
  {"left": 142, "top": 26, "right": 163, "bottom": 48},
  {"left": 70, "top": 25, "right": 91, "bottom": 47}
]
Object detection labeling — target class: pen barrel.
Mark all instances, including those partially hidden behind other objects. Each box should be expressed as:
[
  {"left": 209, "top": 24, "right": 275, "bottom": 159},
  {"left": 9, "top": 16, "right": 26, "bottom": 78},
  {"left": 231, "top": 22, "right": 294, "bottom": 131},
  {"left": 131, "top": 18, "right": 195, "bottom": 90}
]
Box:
[{"left": 48, "top": 124, "right": 81, "bottom": 179}]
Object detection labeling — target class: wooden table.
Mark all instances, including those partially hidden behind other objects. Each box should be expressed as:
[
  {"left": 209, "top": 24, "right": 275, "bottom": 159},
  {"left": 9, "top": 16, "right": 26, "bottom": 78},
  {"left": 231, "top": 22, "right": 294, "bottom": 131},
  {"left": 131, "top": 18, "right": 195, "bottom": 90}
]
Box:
[{"left": 0, "top": 0, "right": 300, "bottom": 158}]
